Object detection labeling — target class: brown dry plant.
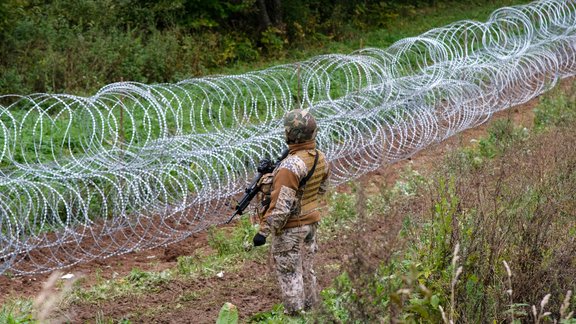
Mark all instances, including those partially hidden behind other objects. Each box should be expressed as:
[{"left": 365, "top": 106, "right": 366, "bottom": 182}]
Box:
[{"left": 33, "top": 271, "right": 78, "bottom": 323}]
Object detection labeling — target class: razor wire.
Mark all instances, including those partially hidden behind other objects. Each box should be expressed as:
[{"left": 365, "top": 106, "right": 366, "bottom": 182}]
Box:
[{"left": 0, "top": 0, "right": 575, "bottom": 275}]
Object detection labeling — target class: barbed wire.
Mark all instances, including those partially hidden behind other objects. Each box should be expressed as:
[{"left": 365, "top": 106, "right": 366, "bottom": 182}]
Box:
[{"left": 0, "top": 0, "right": 575, "bottom": 275}]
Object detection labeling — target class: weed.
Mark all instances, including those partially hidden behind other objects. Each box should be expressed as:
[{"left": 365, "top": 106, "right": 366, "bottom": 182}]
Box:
[
  {"left": 322, "top": 191, "right": 356, "bottom": 232},
  {"left": 95, "top": 311, "right": 132, "bottom": 324},
  {"left": 311, "top": 85, "right": 576, "bottom": 322},
  {"left": 249, "top": 303, "right": 305, "bottom": 324},
  {"left": 318, "top": 273, "right": 352, "bottom": 322},
  {"left": 208, "top": 217, "right": 257, "bottom": 256},
  {"left": 177, "top": 251, "right": 243, "bottom": 278},
  {"left": 391, "top": 164, "right": 427, "bottom": 197},
  {"left": 477, "top": 118, "right": 529, "bottom": 158},
  {"left": 534, "top": 83, "right": 576, "bottom": 130},
  {"left": 72, "top": 268, "right": 171, "bottom": 303},
  {"left": 0, "top": 299, "right": 34, "bottom": 324},
  {"left": 178, "top": 291, "right": 200, "bottom": 302},
  {"left": 125, "top": 268, "right": 171, "bottom": 289}
]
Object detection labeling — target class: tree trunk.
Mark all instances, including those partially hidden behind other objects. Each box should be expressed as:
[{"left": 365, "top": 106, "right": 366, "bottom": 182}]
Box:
[
  {"left": 268, "top": 0, "right": 283, "bottom": 27},
  {"left": 256, "top": 0, "right": 283, "bottom": 30},
  {"left": 256, "top": 0, "right": 271, "bottom": 29}
]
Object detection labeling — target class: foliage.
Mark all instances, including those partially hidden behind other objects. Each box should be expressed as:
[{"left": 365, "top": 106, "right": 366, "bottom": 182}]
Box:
[
  {"left": 318, "top": 273, "right": 353, "bottom": 322},
  {"left": 216, "top": 302, "right": 239, "bottom": 324},
  {"left": 207, "top": 216, "right": 258, "bottom": 256},
  {"left": 177, "top": 250, "right": 240, "bottom": 277},
  {"left": 0, "top": 299, "right": 34, "bottom": 324},
  {"left": 0, "top": 0, "right": 532, "bottom": 95},
  {"left": 391, "top": 165, "right": 427, "bottom": 197},
  {"left": 311, "top": 81, "right": 576, "bottom": 322},
  {"left": 249, "top": 303, "right": 306, "bottom": 323},
  {"left": 72, "top": 268, "right": 172, "bottom": 303},
  {"left": 534, "top": 82, "right": 576, "bottom": 130},
  {"left": 476, "top": 118, "right": 529, "bottom": 159}
]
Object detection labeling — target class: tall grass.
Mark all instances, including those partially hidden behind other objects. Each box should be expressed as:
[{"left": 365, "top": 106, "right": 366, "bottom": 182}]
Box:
[{"left": 313, "top": 81, "right": 576, "bottom": 323}]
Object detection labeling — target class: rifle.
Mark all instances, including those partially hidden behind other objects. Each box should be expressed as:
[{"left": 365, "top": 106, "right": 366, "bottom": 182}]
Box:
[{"left": 226, "top": 148, "right": 290, "bottom": 224}]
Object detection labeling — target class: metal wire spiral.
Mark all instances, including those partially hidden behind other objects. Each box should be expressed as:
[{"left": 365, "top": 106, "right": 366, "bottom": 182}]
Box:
[{"left": 1, "top": 0, "right": 575, "bottom": 275}]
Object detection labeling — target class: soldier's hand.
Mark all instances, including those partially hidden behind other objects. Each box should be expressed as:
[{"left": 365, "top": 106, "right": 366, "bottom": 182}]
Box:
[{"left": 253, "top": 233, "right": 267, "bottom": 246}]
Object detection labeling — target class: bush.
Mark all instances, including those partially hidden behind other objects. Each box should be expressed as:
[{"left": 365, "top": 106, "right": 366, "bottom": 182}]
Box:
[
  {"left": 317, "top": 85, "right": 576, "bottom": 322},
  {"left": 1, "top": 0, "right": 507, "bottom": 95}
]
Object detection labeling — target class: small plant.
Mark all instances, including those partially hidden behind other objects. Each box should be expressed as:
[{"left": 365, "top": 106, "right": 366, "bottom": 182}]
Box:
[
  {"left": 126, "top": 268, "right": 171, "bottom": 289},
  {"left": 178, "top": 291, "right": 200, "bottom": 302},
  {"left": 176, "top": 251, "right": 240, "bottom": 278},
  {"left": 391, "top": 164, "right": 427, "bottom": 197},
  {"left": 249, "top": 303, "right": 305, "bottom": 323},
  {"left": 0, "top": 299, "right": 34, "bottom": 324},
  {"left": 319, "top": 273, "right": 353, "bottom": 322},
  {"left": 216, "top": 302, "right": 239, "bottom": 324},
  {"left": 534, "top": 83, "right": 576, "bottom": 130},
  {"left": 477, "top": 118, "right": 528, "bottom": 158},
  {"left": 324, "top": 191, "right": 356, "bottom": 227},
  {"left": 208, "top": 217, "right": 258, "bottom": 256},
  {"left": 72, "top": 268, "right": 171, "bottom": 303}
]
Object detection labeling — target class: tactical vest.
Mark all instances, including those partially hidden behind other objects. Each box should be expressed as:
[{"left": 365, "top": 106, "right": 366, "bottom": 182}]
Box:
[
  {"left": 292, "top": 149, "right": 327, "bottom": 215},
  {"left": 255, "top": 149, "right": 327, "bottom": 222}
]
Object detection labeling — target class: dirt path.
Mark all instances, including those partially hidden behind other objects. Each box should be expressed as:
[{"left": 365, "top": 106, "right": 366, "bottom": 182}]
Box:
[{"left": 1, "top": 78, "right": 571, "bottom": 323}]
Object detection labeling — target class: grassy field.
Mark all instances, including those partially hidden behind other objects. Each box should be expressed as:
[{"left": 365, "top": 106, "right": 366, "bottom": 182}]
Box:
[
  {"left": 0, "top": 0, "right": 541, "bottom": 240},
  {"left": 1, "top": 79, "right": 573, "bottom": 323},
  {"left": 5, "top": 0, "right": 576, "bottom": 322}
]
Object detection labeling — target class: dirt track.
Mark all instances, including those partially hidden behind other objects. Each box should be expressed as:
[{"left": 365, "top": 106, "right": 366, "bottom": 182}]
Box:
[{"left": 1, "top": 78, "right": 569, "bottom": 322}]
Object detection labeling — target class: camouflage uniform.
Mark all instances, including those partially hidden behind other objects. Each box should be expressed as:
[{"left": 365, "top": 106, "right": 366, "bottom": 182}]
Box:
[{"left": 258, "top": 109, "right": 330, "bottom": 315}]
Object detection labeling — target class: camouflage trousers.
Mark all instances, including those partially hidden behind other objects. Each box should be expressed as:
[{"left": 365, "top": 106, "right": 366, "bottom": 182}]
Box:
[{"left": 271, "top": 223, "right": 319, "bottom": 314}]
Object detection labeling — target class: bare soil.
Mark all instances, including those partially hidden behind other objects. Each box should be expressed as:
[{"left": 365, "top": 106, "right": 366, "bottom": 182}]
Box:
[{"left": 0, "top": 78, "right": 571, "bottom": 323}]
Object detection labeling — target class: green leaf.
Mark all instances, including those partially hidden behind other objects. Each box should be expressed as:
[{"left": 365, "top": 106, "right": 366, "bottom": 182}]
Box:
[
  {"left": 431, "top": 295, "right": 440, "bottom": 309},
  {"left": 216, "top": 302, "right": 239, "bottom": 324}
]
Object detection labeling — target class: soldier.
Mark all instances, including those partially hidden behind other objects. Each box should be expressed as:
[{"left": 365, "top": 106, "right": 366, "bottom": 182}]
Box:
[{"left": 252, "top": 109, "right": 330, "bottom": 315}]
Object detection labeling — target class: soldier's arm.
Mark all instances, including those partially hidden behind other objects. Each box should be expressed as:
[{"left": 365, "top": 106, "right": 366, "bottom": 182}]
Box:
[{"left": 259, "top": 168, "right": 299, "bottom": 237}]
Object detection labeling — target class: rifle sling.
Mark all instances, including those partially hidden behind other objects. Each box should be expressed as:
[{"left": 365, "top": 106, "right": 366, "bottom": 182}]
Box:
[{"left": 298, "top": 149, "right": 319, "bottom": 188}]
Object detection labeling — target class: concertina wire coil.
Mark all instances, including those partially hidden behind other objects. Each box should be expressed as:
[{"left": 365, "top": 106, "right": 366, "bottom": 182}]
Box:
[{"left": 0, "top": 0, "right": 575, "bottom": 275}]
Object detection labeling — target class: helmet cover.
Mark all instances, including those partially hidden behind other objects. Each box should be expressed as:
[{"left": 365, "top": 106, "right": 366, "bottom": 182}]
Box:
[{"left": 284, "top": 109, "right": 317, "bottom": 144}]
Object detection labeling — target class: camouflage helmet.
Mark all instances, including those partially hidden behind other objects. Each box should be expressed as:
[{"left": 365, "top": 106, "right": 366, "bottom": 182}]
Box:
[{"left": 283, "top": 109, "right": 317, "bottom": 144}]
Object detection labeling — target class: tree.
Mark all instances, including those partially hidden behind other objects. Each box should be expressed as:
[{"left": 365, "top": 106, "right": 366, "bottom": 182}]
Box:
[{"left": 255, "top": 0, "right": 283, "bottom": 30}]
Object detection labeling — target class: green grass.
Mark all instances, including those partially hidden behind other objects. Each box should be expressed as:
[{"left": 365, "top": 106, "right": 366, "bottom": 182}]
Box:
[
  {"left": 1, "top": 0, "right": 535, "bottom": 167},
  {"left": 0, "top": 299, "right": 35, "bottom": 324},
  {"left": 0, "top": 0, "right": 539, "bottom": 236},
  {"left": 301, "top": 81, "right": 576, "bottom": 323},
  {"left": 71, "top": 268, "right": 172, "bottom": 303},
  {"left": 6, "top": 80, "right": 575, "bottom": 321},
  {"left": 534, "top": 82, "right": 576, "bottom": 130}
]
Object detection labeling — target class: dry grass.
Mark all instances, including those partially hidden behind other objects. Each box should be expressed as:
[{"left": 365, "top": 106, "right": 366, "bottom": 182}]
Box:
[
  {"left": 319, "top": 103, "right": 576, "bottom": 322},
  {"left": 21, "top": 271, "right": 79, "bottom": 323}
]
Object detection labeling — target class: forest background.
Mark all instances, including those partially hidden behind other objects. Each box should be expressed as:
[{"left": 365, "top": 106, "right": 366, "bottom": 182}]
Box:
[{"left": 1, "top": 0, "right": 524, "bottom": 95}]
